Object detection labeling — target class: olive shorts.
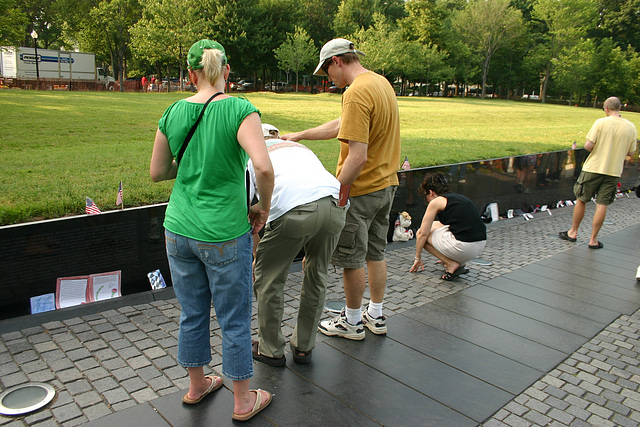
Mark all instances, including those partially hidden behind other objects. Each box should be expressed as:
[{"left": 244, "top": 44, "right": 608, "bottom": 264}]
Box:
[
  {"left": 573, "top": 171, "right": 618, "bottom": 205},
  {"left": 331, "top": 186, "right": 397, "bottom": 269}
]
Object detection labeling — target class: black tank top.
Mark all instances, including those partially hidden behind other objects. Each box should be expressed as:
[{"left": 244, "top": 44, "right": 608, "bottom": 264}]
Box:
[{"left": 436, "top": 193, "right": 487, "bottom": 242}]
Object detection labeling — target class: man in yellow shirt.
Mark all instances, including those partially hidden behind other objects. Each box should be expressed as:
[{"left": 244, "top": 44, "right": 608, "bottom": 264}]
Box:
[
  {"left": 281, "top": 38, "right": 401, "bottom": 340},
  {"left": 559, "top": 96, "right": 637, "bottom": 248}
]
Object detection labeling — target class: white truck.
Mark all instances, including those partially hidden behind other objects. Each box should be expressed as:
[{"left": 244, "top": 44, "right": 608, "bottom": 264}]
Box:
[{"left": 0, "top": 46, "right": 115, "bottom": 90}]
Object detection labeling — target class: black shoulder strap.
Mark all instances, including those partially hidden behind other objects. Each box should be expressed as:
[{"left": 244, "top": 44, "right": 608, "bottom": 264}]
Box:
[{"left": 176, "top": 91, "right": 223, "bottom": 167}]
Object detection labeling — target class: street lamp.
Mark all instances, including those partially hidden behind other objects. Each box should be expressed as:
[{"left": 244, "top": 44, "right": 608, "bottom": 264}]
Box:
[{"left": 30, "top": 30, "right": 39, "bottom": 90}]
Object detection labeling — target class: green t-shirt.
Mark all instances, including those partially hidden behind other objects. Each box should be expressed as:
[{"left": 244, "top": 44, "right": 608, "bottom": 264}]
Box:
[{"left": 158, "top": 96, "right": 259, "bottom": 242}]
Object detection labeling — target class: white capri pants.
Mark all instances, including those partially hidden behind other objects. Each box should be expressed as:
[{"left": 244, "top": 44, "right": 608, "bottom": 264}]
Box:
[{"left": 431, "top": 225, "right": 486, "bottom": 265}]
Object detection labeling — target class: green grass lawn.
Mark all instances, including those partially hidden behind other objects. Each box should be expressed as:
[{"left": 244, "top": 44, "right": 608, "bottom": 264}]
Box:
[{"left": 1, "top": 90, "right": 638, "bottom": 225}]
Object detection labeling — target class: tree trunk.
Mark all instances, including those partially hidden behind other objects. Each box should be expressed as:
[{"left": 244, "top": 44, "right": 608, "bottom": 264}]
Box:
[
  {"left": 540, "top": 65, "right": 551, "bottom": 103},
  {"left": 118, "top": 51, "right": 124, "bottom": 93},
  {"left": 481, "top": 56, "right": 490, "bottom": 99},
  {"left": 166, "top": 64, "right": 170, "bottom": 93}
]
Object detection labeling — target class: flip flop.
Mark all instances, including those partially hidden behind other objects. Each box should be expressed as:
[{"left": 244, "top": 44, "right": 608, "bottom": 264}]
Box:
[
  {"left": 441, "top": 266, "right": 468, "bottom": 281},
  {"left": 588, "top": 242, "right": 603, "bottom": 249},
  {"left": 232, "top": 389, "right": 272, "bottom": 422},
  {"left": 558, "top": 231, "right": 577, "bottom": 242},
  {"left": 252, "top": 340, "right": 286, "bottom": 367},
  {"left": 291, "top": 344, "right": 312, "bottom": 364},
  {"left": 182, "top": 375, "right": 223, "bottom": 404}
]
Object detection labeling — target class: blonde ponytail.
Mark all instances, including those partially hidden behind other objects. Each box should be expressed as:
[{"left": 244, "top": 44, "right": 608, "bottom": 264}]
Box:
[{"left": 200, "top": 48, "right": 225, "bottom": 86}]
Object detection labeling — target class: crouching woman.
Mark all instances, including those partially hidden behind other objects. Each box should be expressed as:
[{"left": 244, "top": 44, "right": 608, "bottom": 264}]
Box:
[{"left": 409, "top": 172, "right": 487, "bottom": 280}]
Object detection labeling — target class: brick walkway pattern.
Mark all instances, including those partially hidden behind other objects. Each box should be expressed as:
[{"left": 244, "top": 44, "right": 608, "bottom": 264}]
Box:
[{"left": 0, "top": 196, "right": 639, "bottom": 426}]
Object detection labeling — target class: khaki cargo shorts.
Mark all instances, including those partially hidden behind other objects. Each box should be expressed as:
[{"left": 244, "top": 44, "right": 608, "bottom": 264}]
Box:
[
  {"left": 573, "top": 171, "right": 618, "bottom": 205},
  {"left": 331, "top": 186, "right": 397, "bottom": 269}
]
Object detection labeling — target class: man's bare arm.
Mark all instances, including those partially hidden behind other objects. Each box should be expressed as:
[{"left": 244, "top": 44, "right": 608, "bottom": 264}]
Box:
[
  {"left": 337, "top": 140, "right": 367, "bottom": 186},
  {"left": 280, "top": 118, "right": 340, "bottom": 142}
]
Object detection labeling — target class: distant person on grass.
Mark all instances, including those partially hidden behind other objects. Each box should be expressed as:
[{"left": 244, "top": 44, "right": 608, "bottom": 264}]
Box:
[
  {"left": 559, "top": 96, "right": 637, "bottom": 249},
  {"left": 150, "top": 39, "right": 274, "bottom": 421},
  {"left": 281, "top": 38, "right": 401, "bottom": 340},
  {"left": 409, "top": 172, "right": 487, "bottom": 280},
  {"left": 249, "top": 124, "right": 347, "bottom": 367}
]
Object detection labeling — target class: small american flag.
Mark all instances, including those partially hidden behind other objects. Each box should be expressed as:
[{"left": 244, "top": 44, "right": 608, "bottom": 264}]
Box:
[
  {"left": 85, "top": 197, "right": 101, "bottom": 215},
  {"left": 116, "top": 181, "right": 123, "bottom": 206},
  {"left": 401, "top": 156, "right": 411, "bottom": 170}
]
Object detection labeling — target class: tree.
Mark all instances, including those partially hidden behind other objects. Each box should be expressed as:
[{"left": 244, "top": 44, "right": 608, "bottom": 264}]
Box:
[
  {"left": 131, "top": 0, "right": 204, "bottom": 91},
  {"left": 201, "top": 0, "right": 263, "bottom": 79},
  {"left": 295, "top": 0, "right": 341, "bottom": 49},
  {"left": 254, "top": 0, "right": 298, "bottom": 87},
  {"left": 350, "top": 14, "right": 395, "bottom": 74},
  {"left": 597, "top": 0, "right": 640, "bottom": 52},
  {"left": 529, "top": 0, "right": 597, "bottom": 102},
  {"left": 629, "top": 51, "right": 640, "bottom": 104},
  {"left": 551, "top": 39, "right": 596, "bottom": 104},
  {"left": 453, "top": 0, "right": 524, "bottom": 98},
  {"left": 0, "top": 0, "right": 27, "bottom": 46},
  {"left": 14, "top": 0, "right": 60, "bottom": 48},
  {"left": 399, "top": 0, "right": 463, "bottom": 45},
  {"left": 75, "top": 0, "right": 142, "bottom": 91},
  {"left": 589, "top": 38, "right": 633, "bottom": 105},
  {"left": 274, "top": 26, "right": 317, "bottom": 91},
  {"left": 333, "top": 0, "right": 376, "bottom": 36}
]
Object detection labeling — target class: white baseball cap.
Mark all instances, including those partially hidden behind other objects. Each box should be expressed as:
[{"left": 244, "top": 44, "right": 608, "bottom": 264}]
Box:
[
  {"left": 313, "top": 38, "right": 365, "bottom": 76},
  {"left": 261, "top": 123, "right": 279, "bottom": 138}
]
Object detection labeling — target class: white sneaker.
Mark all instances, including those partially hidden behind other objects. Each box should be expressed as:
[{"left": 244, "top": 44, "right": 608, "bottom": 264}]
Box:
[
  {"left": 318, "top": 309, "right": 365, "bottom": 340},
  {"left": 636, "top": 265, "right": 640, "bottom": 281},
  {"left": 362, "top": 310, "right": 387, "bottom": 335}
]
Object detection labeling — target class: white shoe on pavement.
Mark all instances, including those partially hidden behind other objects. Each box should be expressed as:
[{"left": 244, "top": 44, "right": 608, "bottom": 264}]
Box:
[
  {"left": 318, "top": 308, "right": 365, "bottom": 340},
  {"left": 361, "top": 309, "right": 387, "bottom": 335}
]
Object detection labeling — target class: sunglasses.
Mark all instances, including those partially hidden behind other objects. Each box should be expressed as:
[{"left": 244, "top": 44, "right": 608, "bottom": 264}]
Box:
[{"left": 321, "top": 58, "right": 333, "bottom": 74}]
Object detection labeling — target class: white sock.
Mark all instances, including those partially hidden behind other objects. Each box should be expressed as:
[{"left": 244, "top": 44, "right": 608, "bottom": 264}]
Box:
[
  {"left": 368, "top": 301, "right": 383, "bottom": 318},
  {"left": 345, "top": 307, "right": 362, "bottom": 325}
]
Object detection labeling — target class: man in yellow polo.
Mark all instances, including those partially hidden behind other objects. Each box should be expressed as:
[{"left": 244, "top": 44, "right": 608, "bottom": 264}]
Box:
[{"left": 559, "top": 96, "right": 637, "bottom": 248}]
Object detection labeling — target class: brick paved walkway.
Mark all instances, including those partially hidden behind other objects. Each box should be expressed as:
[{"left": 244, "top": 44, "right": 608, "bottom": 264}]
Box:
[{"left": 0, "top": 196, "right": 639, "bottom": 426}]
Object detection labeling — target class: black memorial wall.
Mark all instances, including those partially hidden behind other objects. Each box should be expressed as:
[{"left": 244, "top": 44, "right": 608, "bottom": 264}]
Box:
[
  {"left": 387, "top": 149, "right": 639, "bottom": 241},
  {"left": 0, "top": 204, "right": 169, "bottom": 319},
  {"left": 1, "top": 149, "right": 638, "bottom": 319}
]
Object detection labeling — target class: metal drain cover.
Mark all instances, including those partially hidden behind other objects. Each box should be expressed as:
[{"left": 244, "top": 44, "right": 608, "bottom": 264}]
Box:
[
  {"left": 0, "top": 383, "right": 55, "bottom": 416},
  {"left": 469, "top": 258, "right": 493, "bottom": 266},
  {"left": 324, "top": 299, "right": 345, "bottom": 313}
]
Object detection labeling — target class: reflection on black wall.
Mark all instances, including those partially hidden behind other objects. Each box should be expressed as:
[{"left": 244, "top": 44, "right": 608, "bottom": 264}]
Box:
[
  {"left": 0, "top": 149, "right": 638, "bottom": 319},
  {"left": 0, "top": 205, "right": 171, "bottom": 319},
  {"left": 388, "top": 149, "right": 639, "bottom": 242}
]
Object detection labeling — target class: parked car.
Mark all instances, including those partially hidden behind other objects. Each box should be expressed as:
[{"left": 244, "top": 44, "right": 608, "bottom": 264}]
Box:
[
  {"left": 232, "top": 79, "right": 254, "bottom": 91},
  {"left": 266, "top": 82, "right": 293, "bottom": 92}
]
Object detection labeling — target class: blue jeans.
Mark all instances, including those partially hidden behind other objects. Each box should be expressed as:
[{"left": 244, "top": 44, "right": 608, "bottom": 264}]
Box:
[{"left": 165, "top": 230, "right": 253, "bottom": 381}]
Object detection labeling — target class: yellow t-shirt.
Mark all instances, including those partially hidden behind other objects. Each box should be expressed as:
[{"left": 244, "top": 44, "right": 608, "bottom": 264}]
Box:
[
  {"left": 336, "top": 71, "right": 401, "bottom": 196},
  {"left": 583, "top": 115, "right": 637, "bottom": 177}
]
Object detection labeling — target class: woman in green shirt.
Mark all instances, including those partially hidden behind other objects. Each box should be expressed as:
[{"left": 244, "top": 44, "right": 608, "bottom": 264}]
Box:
[{"left": 150, "top": 39, "right": 274, "bottom": 421}]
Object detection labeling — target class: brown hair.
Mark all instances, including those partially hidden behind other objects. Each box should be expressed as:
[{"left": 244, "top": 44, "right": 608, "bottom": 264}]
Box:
[
  {"left": 419, "top": 172, "right": 449, "bottom": 197},
  {"left": 338, "top": 52, "right": 361, "bottom": 65}
]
